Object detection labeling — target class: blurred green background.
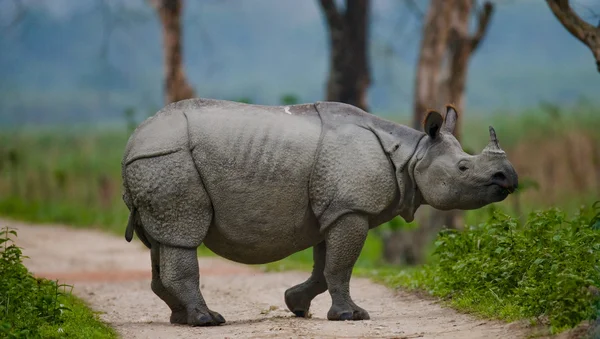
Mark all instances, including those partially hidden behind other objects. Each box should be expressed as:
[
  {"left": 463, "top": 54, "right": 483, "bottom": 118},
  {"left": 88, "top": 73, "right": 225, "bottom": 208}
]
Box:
[{"left": 2, "top": 0, "right": 600, "bottom": 334}]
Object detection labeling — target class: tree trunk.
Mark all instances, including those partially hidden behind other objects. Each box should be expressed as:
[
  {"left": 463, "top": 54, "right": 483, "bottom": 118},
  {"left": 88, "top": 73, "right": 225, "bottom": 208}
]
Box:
[
  {"left": 426, "top": 1, "right": 479, "bottom": 236},
  {"left": 442, "top": 1, "right": 494, "bottom": 139},
  {"left": 319, "top": 0, "right": 370, "bottom": 111},
  {"left": 412, "top": 0, "right": 453, "bottom": 129},
  {"left": 154, "top": 0, "right": 195, "bottom": 104},
  {"left": 405, "top": 0, "right": 455, "bottom": 266},
  {"left": 546, "top": 0, "right": 600, "bottom": 72},
  {"left": 386, "top": 0, "right": 494, "bottom": 266},
  {"left": 440, "top": 0, "right": 473, "bottom": 139}
]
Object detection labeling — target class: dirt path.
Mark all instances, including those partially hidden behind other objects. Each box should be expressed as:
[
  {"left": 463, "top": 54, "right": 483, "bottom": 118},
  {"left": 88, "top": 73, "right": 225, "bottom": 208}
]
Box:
[{"left": 5, "top": 219, "right": 527, "bottom": 339}]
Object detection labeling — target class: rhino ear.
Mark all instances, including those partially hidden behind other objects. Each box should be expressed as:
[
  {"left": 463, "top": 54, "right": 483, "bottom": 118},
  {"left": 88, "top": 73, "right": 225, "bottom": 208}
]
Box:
[
  {"left": 423, "top": 110, "right": 443, "bottom": 139},
  {"left": 443, "top": 104, "right": 458, "bottom": 134}
]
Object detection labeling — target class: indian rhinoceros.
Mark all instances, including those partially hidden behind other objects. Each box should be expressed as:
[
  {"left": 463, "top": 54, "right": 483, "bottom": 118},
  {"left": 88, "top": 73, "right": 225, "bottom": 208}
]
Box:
[{"left": 121, "top": 98, "right": 518, "bottom": 326}]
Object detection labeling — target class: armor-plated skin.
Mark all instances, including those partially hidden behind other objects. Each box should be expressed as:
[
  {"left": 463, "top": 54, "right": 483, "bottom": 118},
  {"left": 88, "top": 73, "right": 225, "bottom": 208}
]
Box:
[{"left": 122, "top": 98, "right": 518, "bottom": 326}]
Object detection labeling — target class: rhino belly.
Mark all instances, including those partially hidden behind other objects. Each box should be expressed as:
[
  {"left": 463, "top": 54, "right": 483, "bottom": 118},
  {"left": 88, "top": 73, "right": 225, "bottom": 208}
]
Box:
[
  {"left": 186, "top": 101, "right": 323, "bottom": 264},
  {"left": 202, "top": 190, "right": 323, "bottom": 264}
]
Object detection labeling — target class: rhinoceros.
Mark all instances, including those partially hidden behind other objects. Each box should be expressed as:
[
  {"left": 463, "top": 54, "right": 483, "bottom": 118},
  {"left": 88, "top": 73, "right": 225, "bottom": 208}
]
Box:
[{"left": 121, "top": 98, "right": 518, "bottom": 326}]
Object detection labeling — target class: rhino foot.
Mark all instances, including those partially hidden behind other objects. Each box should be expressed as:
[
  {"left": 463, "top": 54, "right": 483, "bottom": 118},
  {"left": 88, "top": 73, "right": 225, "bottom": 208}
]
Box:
[
  {"left": 169, "top": 309, "right": 188, "bottom": 324},
  {"left": 182, "top": 308, "right": 226, "bottom": 326},
  {"left": 327, "top": 303, "right": 370, "bottom": 321},
  {"left": 208, "top": 309, "right": 226, "bottom": 325},
  {"left": 284, "top": 285, "right": 313, "bottom": 318}
]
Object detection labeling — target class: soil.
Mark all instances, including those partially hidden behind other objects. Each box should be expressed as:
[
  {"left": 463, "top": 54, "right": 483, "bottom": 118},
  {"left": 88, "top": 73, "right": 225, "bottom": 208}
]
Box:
[{"left": 5, "top": 219, "right": 528, "bottom": 339}]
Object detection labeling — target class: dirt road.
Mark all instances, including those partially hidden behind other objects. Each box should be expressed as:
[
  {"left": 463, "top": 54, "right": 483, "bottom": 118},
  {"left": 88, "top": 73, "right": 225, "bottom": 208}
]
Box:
[{"left": 5, "top": 219, "right": 526, "bottom": 339}]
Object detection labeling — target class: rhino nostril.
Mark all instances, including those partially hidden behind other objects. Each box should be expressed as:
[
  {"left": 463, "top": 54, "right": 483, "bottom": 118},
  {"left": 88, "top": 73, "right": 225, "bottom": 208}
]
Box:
[
  {"left": 492, "top": 171, "right": 507, "bottom": 182},
  {"left": 491, "top": 171, "right": 517, "bottom": 192}
]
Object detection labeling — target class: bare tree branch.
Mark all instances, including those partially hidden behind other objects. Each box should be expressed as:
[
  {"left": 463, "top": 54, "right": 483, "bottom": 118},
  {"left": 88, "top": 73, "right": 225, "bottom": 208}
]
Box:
[
  {"left": 546, "top": 0, "right": 600, "bottom": 72},
  {"left": 413, "top": 0, "right": 453, "bottom": 129},
  {"left": 470, "top": 2, "right": 494, "bottom": 52},
  {"left": 318, "top": 0, "right": 343, "bottom": 30}
]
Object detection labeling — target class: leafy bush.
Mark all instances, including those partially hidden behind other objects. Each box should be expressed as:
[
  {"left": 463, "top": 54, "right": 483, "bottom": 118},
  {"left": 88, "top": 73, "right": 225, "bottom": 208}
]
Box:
[
  {"left": 415, "top": 203, "right": 600, "bottom": 333},
  {"left": 0, "top": 227, "right": 115, "bottom": 338}
]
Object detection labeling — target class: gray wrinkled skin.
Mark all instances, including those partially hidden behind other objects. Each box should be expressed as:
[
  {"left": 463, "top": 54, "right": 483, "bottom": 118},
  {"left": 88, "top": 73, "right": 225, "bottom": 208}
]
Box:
[{"left": 121, "top": 98, "right": 518, "bottom": 326}]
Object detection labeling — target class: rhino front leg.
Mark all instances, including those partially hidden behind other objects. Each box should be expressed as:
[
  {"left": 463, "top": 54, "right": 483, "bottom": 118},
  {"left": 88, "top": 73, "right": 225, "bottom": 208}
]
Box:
[
  {"left": 285, "top": 241, "right": 327, "bottom": 317},
  {"left": 324, "top": 214, "right": 370, "bottom": 321},
  {"left": 159, "top": 245, "right": 225, "bottom": 326}
]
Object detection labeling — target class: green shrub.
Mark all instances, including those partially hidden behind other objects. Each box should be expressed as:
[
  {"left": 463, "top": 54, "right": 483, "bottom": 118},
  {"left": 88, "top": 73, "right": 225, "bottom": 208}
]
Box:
[
  {"left": 411, "top": 203, "right": 600, "bottom": 333},
  {"left": 0, "top": 227, "right": 115, "bottom": 338}
]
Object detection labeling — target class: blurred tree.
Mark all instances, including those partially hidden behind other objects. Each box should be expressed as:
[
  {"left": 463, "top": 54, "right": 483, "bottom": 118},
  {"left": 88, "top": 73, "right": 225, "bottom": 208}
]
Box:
[
  {"left": 386, "top": 0, "right": 495, "bottom": 266},
  {"left": 412, "top": 0, "right": 453, "bottom": 130},
  {"left": 318, "top": 0, "right": 371, "bottom": 111},
  {"left": 412, "top": 0, "right": 493, "bottom": 132},
  {"left": 437, "top": 1, "right": 494, "bottom": 139},
  {"left": 546, "top": 0, "right": 600, "bottom": 72},
  {"left": 149, "top": 0, "right": 196, "bottom": 104}
]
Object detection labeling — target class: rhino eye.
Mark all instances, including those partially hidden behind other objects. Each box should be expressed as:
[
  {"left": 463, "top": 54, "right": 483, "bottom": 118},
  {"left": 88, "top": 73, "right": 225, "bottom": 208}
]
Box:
[{"left": 458, "top": 160, "right": 470, "bottom": 172}]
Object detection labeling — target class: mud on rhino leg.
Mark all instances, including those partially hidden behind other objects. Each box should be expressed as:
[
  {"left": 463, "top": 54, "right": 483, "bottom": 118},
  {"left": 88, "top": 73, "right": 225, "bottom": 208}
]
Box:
[
  {"left": 324, "top": 214, "right": 370, "bottom": 321},
  {"left": 285, "top": 241, "right": 327, "bottom": 317}
]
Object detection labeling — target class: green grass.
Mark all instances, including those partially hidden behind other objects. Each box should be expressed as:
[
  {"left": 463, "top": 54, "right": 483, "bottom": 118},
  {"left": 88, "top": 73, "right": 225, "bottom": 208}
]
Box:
[
  {"left": 34, "top": 295, "right": 116, "bottom": 339},
  {"left": 0, "top": 227, "right": 116, "bottom": 338},
  {"left": 360, "top": 204, "right": 600, "bottom": 334},
  {"left": 0, "top": 127, "right": 130, "bottom": 234}
]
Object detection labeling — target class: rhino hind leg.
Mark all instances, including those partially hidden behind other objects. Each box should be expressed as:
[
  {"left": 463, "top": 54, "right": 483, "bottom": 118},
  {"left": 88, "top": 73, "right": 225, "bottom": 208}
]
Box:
[
  {"left": 158, "top": 244, "right": 225, "bottom": 326},
  {"left": 125, "top": 150, "right": 212, "bottom": 248},
  {"left": 285, "top": 241, "right": 327, "bottom": 317},
  {"left": 149, "top": 242, "right": 187, "bottom": 324},
  {"left": 125, "top": 151, "right": 223, "bottom": 326},
  {"left": 323, "top": 214, "right": 370, "bottom": 321},
  {"left": 142, "top": 210, "right": 223, "bottom": 326}
]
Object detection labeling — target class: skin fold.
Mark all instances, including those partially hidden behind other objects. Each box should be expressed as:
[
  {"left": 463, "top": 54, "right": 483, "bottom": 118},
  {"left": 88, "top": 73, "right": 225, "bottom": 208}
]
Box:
[{"left": 121, "top": 98, "right": 518, "bottom": 326}]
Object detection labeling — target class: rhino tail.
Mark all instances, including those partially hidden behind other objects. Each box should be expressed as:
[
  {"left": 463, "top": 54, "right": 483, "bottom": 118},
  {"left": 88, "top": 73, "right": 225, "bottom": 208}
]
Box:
[
  {"left": 123, "top": 185, "right": 152, "bottom": 248},
  {"left": 124, "top": 205, "right": 152, "bottom": 249},
  {"left": 123, "top": 186, "right": 136, "bottom": 243},
  {"left": 125, "top": 206, "right": 136, "bottom": 242}
]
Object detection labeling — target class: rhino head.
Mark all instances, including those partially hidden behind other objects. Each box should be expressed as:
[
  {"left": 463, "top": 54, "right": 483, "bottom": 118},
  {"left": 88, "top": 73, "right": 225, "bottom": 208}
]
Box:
[{"left": 413, "top": 105, "right": 518, "bottom": 210}]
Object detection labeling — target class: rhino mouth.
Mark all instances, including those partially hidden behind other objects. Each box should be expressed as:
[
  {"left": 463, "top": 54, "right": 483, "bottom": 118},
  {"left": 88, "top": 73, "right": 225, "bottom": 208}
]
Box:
[
  {"left": 486, "top": 182, "right": 516, "bottom": 195},
  {"left": 487, "top": 171, "right": 518, "bottom": 194}
]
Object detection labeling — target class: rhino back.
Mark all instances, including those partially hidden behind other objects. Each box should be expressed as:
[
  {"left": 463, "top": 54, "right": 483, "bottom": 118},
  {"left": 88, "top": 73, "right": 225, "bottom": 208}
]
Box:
[
  {"left": 185, "top": 99, "right": 324, "bottom": 263},
  {"left": 123, "top": 104, "right": 189, "bottom": 166}
]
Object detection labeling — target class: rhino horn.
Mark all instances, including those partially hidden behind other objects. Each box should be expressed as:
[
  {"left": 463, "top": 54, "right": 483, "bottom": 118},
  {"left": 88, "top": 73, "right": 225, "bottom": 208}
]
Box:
[{"left": 482, "top": 126, "right": 505, "bottom": 155}]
